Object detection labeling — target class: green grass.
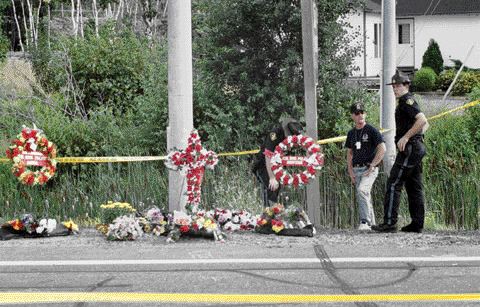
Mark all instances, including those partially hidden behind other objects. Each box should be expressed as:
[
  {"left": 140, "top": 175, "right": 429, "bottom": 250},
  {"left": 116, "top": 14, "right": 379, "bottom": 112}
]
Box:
[{"left": 2, "top": 144, "right": 477, "bottom": 230}]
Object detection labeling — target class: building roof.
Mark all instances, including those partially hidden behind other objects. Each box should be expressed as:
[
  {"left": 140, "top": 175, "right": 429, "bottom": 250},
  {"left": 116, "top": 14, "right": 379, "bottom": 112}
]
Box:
[{"left": 368, "top": 0, "right": 480, "bottom": 16}]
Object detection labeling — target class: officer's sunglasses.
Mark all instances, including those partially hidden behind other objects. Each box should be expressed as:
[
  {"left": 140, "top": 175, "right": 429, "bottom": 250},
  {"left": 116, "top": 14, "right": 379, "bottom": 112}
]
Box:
[{"left": 354, "top": 110, "right": 364, "bottom": 115}]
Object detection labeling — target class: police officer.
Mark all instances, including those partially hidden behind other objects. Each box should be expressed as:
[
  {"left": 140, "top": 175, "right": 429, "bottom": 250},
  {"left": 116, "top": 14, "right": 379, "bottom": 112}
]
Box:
[
  {"left": 372, "top": 70, "right": 429, "bottom": 233},
  {"left": 252, "top": 118, "right": 303, "bottom": 207},
  {"left": 346, "top": 102, "right": 385, "bottom": 230}
]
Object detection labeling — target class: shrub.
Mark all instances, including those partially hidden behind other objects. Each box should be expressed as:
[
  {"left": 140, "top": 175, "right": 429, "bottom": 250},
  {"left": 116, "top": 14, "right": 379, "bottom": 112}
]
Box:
[
  {"left": 437, "top": 69, "right": 456, "bottom": 91},
  {"left": 413, "top": 67, "right": 437, "bottom": 92},
  {"left": 31, "top": 22, "right": 149, "bottom": 115},
  {"left": 422, "top": 39, "right": 443, "bottom": 75},
  {"left": 451, "top": 71, "right": 480, "bottom": 96}
]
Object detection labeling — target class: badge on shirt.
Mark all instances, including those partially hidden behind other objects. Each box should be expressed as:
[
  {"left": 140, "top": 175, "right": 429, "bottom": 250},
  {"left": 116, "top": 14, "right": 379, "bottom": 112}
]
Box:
[
  {"left": 270, "top": 132, "right": 277, "bottom": 141},
  {"left": 355, "top": 141, "right": 361, "bottom": 149},
  {"left": 406, "top": 98, "right": 414, "bottom": 105}
]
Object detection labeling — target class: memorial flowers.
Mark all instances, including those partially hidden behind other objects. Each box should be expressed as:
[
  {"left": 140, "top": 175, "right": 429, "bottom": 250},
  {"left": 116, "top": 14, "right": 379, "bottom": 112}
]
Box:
[
  {"left": 255, "top": 204, "right": 316, "bottom": 236},
  {"left": 106, "top": 215, "right": 144, "bottom": 241},
  {"left": 165, "top": 130, "right": 218, "bottom": 213},
  {"left": 0, "top": 214, "right": 78, "bottom": 240},
  {"left": 6, "top": 127, "right": 57, "bottom": 186}
]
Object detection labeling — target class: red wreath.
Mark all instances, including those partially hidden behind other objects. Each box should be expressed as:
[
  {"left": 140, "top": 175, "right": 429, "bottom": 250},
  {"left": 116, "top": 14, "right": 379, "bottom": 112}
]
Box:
[
  {"left": 5, "top": 127, "right": 57, "bottom": 186},
  {"left": 269, "top": 134, "right": 324, "bottom": 188}
]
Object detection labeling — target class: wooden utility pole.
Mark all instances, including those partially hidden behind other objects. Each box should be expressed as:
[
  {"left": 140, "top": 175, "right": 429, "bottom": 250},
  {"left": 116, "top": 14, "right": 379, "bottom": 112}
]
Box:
[
  {"left": 381, "top": 0, "right": 396, "bottom": 173},
  {"left": 167, "top": 0, "right": 194, "bottom": 212},
  {"left": 301, "top": 0, "right": 322, "bottom": 226}
]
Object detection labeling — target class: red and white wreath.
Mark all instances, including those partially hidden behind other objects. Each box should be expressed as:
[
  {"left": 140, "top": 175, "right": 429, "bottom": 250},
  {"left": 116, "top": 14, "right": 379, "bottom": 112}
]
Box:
[
  {"left": 269, "top": 135, "right": 324, "bottom": 188},
  {"left": 165, "top": 130, "right": 218, "bottom": 213},
  {"left": 5, "top": 127, "right": 57, "bottom": 186}
]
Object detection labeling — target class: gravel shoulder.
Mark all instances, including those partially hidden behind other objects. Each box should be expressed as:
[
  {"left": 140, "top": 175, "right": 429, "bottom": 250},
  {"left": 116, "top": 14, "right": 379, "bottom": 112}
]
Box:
[{"left": 2, "top": 228, "right": 479, "bottom": 249}]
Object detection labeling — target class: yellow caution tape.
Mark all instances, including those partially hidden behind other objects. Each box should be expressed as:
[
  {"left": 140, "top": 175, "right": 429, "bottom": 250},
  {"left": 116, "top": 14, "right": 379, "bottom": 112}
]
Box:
[
  {"left": 56, "top": 156, "right": 167, "bottom": 164},
  {"left": 0, "top": 292, "right": 479, "bottom": 304},
  {"left": 428, "top": 99, "right": 480, "bottom": 121},
  {"left": 1, "top": 100, "right": 478, "bottom": 164}
]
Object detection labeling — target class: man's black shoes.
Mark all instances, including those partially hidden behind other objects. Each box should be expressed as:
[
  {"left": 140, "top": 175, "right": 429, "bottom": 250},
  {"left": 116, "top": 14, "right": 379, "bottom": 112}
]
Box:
[
  {"left": 401, "top": 223, "right": 423, "bottom": 233},
  {"left": 371, "top": 223, "right": 397, "bottom": 233}
]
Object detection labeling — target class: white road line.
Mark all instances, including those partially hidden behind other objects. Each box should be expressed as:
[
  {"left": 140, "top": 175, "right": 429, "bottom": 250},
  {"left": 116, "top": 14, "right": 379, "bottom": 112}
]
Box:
[{"left": 1, "top": 256, "right": 480, "bottom": 266}]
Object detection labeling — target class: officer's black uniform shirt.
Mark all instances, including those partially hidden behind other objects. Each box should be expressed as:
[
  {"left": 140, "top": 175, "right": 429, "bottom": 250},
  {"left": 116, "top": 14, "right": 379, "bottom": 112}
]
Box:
[
  {"left": 395, "top": 92, "right": 421, "bottom": 143},
  {"left": 253, "top": 126, "right": 285, "bottom": 171},
  {"left": 345, "top": 124, "right": 384, "bottom": 165}
]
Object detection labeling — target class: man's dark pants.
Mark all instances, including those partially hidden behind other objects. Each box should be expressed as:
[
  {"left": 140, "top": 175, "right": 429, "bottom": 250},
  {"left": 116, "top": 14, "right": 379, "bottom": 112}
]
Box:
[
  {"left": 255, "top": 167, "right": 280, "bottom": 207},
  {"left": 383, "top": 139, "right": 426, "bottom": 227}
]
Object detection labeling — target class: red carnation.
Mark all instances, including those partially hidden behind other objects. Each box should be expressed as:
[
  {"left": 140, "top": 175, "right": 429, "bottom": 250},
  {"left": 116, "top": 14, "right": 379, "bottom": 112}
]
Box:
[
  {"left": 282, "top": 176, "right": 290, "bottom": 185},
  {"left": 275, "top": 171, "right": 283, "bottom": 180},
  {"left": 293, "top": 175, "right": 299, "bottom": 188},
  {"left": 39, "top": 174, "right": 49, "bottom": 184},
  {"left": 14, "top": 139, "right": 23, "bottom": 146},
  {"left": 179, "top": 225, "right": 190, "bottom": 233},
  {"left": 292, "top": 135, "right": 298, "bottom": 143},
  {"left": 25, "top": 174, "right": 35, "bottom": 185},
  {"left": 195, "top": 144, "right": 202, "bottom": 152},
  {"left": 308, "top": 166, "right": 316, "bottom": 175},
  {"left": 300, "top": 173, "right": 309, "bottom": 183},
  {"left": 5, "top": 149, "right": 12, "bottom": 159},
  {"left": 14, "top": 167, "right": 25, "bottom": 177}
]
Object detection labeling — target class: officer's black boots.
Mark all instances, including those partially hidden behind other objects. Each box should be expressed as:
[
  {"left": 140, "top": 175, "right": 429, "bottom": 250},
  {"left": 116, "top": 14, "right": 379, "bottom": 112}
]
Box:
[
  {"left": 371, "top": 223, "right": 398, "bottom": 233},
  {"left": 400, "top": 223, "right": 423, "bottom": 233}
]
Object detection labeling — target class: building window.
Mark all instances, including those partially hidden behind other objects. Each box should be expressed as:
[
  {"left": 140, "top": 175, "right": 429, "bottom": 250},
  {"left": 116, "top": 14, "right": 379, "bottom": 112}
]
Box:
[
  {"left": 398, "top": 23, "right": 410, "bottom": 44},
  {"left": 374, "top": 23, "right": 381, "bottom": 58}
]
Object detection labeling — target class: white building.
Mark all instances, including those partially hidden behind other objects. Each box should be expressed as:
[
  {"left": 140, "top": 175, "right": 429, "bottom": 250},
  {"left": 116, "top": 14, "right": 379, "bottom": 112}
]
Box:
[{"left": 347, "top": 0, "right": 480, "bottom": 77}]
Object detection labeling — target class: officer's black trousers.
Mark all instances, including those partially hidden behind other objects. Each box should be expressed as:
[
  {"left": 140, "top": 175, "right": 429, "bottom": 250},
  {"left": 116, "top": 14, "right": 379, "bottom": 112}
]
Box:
[
  {"left": 383, "top": 139, "right": 426, "bottom": 227},
  {"left": 255, "top": 167, "right": 280, "bottom": 207}
]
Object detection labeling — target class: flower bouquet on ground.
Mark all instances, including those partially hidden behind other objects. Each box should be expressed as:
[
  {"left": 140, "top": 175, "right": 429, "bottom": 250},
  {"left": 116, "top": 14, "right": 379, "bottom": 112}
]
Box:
[
  {"left": 166, "top": 210, "right": 226, "bottom": 243},
  {"left": 140, "top": 207, "right": 168, "bottom": 236},
  {"left": 97, "top": 201, "right": 137, "bottom": 235},
  {"left": 255, "top": 204, "right": 316, "bottom": 237},
  {"left": 0, "top": 214, "right": 79, "bottom": 241},
  {"left": 214, "top": 208, "right": 256, "bottom": 232},
  {"left": 106, "top": 215, "right": 144, "bottom": 241}
]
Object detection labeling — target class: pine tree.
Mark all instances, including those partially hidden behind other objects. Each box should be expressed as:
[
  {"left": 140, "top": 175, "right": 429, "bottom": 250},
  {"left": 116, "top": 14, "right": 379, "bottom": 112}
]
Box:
[{"left": 422, "top": 39, "right": 444, "bottom": 75}]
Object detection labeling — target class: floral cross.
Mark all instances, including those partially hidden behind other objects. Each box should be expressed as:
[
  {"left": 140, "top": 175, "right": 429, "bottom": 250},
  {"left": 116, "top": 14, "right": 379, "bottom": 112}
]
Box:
[{"left": 165, "top": 130, "right": 218, "bottom": 213}]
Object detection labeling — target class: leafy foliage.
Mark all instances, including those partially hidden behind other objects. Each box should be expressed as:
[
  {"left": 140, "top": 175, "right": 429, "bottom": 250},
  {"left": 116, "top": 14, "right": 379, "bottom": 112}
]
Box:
[
  {"left": 413, "top": 67, "right": 437, "bottom": 92},
  {"left": 437, "top": 69, "right": 456, "bottom": 91},
  {"left": 32, "top": 23, "right": 149, "bottom": 115},
  {"left": 0, "top": 33, "right": 8, "bottom": 63},
  {"left": 451, "top": 71, "right": 480, "bottom": 96},
  {"left": 422, "top": 39, "right": 443, "bottom": 75},
  {"left": 193, "top": 0, "right": 364, "bottom": 151}
]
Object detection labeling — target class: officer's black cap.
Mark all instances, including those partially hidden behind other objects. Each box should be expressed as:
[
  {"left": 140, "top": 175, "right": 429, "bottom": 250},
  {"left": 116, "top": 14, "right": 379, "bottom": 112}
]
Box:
[
  {"left": 350, "top": 102, "right": 365, "bottom": 114},
  {"left": 387, "top": 69, "right": 411, "bottom": 85}
]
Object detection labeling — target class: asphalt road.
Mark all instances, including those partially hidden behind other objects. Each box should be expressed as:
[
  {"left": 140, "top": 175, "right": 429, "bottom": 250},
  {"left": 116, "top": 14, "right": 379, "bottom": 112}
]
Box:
[{"left": 1, "top": 229, "right": 480, "bottom": 306}]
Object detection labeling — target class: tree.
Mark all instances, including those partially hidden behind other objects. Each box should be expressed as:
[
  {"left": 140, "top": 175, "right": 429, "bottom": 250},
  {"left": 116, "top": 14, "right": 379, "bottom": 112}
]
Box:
[
  {"left": 192, "top": 0, "right": 363, "bottom": 151},
  {"left": 422, "top": 39, "right": 443, "bottom": 75}
]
